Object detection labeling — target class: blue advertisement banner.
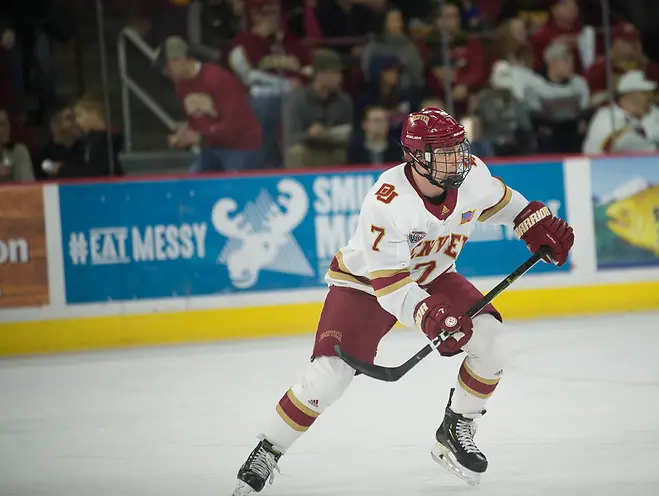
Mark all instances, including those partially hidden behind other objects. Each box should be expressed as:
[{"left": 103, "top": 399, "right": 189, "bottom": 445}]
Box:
[
  {"left": 459, "top": 160, "right": 567, "bottom": 277},
  {"left": 590, "top": 156, "right": 659, "bottom": 270},
  {"left": 58, "top": 161, "right": 567, "bottom": 304}
]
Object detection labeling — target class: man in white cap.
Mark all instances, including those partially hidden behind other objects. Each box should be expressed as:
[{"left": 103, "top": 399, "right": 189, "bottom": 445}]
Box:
[{"left": 582, "top": 70, "right": 659, "bottom": 154}]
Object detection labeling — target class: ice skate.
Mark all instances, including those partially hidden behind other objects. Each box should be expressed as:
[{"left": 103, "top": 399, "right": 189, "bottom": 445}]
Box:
[
  {"left": 431, "top": 388, "right": 487, "bottom": 486},
  {"left": 232, "top": 437, "right": 282, "bottom": 495}
]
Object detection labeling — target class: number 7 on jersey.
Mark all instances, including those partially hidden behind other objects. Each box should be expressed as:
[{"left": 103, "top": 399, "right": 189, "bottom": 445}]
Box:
[{"left": 370, "top": 225, "right": 386, "bottom": 251}]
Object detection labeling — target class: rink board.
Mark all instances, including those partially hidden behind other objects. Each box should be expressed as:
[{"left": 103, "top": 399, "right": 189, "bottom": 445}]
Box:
[
  {"left": 1, "top": 280, "right": 658, "bottom": 355},
  {"left": 1, "top": 155, "right": 658, "bottom": 355}
]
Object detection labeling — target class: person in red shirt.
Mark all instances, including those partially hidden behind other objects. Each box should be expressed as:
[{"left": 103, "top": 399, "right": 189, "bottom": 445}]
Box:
[
  {"left": 229, "top": 0, "right": 312, "bottom": 168},
  {"left": 585, "top": 22, "right": 659, "bottom": 107},
  {"left": 155, "top": 36, "right": 263, "bottom": 173},
  {"left": 530, "top": 0, "right": 585, "bottom": 74}
]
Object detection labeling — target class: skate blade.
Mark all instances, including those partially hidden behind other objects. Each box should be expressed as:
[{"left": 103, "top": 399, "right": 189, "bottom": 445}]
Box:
[
  {"left": 232, "top": 480, "right": 255, "bottom": 496},
  {"left": 431, "top": 443, "right": 481, "bottom": 487}
]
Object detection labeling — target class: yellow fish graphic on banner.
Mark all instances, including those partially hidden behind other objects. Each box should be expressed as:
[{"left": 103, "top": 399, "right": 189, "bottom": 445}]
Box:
[{"left": 605, "top": 184, "right": 659, "bottom": 256}]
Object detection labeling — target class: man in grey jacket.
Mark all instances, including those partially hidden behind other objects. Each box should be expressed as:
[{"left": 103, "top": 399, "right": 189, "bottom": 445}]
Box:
[{"left": 284, "top": 49, "right": 353, "bottom": 168}]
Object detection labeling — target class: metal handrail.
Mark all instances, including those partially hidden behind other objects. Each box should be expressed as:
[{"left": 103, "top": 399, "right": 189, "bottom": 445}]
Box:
[{"left": 118, "top": 27, "right": 177, "bottom": 152}]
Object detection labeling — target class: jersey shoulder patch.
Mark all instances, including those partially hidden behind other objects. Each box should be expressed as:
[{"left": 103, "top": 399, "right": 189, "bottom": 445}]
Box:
[{"left": 374, "top": 183, "right": 399, "bottom": 204}]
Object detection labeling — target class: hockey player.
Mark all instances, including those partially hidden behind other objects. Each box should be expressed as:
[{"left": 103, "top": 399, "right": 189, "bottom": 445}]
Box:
[{"left": 232, "top": 108, "right": 574, "bottom": 494}]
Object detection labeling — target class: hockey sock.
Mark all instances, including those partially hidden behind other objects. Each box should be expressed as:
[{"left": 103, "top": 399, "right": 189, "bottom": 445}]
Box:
[
  {"left": 261, "top": 356, "right": 355, "bottom": 452},
  {"left": 450, "top": 314, "right": 505, "bottom": 416}
]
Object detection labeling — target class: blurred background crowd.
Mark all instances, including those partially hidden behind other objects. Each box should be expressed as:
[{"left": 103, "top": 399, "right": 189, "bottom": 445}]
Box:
[{"left": 1, "top": 0, "right": 659, "bottom": 182}]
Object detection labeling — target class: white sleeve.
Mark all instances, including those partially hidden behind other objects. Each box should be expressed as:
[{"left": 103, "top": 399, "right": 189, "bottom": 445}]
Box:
[
  {"left": 521, "top": 72, "right": 545, "bottom": 112},
  {"left": 359, "top": 197, "right": 429, "bottom": 328},
  {"left": 228, "top": 46, "right": 291, "bottom": 89},
  {"left": 476, "top": 164, "right": 529, "bottom": 227}
]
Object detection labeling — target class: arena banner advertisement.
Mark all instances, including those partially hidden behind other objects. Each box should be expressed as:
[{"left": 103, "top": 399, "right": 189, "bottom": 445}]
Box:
[
  {"left": 590, "top": 156, "right": 659, "bottom": 270},
  {"left": 58, "top": 162, "right": 567, "bottom": 304},
  {"left": 0, "top": 185, "right": 49, "bottom": 309},
  {"left": 458, "top": 160, "right": 568, "bottom": 277},
  {"left": 58, "top": 172, "right": 381, "bottom": 304}
]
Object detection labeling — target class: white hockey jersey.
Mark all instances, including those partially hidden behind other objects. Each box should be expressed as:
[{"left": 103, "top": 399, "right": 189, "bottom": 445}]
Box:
[{"left": 326, "top": 158, "right": 529, "bottom": 327}]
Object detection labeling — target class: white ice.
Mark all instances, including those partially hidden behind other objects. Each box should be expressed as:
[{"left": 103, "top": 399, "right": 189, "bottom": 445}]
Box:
[{"left": 1, "top": 312, "right": 658, "bottom": 496}]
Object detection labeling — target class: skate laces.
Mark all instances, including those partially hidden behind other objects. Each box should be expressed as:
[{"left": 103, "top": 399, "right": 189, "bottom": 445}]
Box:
[
  {"left": 247, "top": 441, "right": 281, "bottom": 484},
  {"left": 455, "top": 418, "right": 480, "bottom": 454}
]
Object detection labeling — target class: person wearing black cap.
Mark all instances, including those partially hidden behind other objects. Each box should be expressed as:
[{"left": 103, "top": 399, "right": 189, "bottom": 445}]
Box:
[{"left": 155, "top": 36, "right": 263, "bottom": 173}]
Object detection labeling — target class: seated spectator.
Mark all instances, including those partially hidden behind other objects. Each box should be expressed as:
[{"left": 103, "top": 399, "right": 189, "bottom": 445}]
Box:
[
  {"left": 31, "top": 96, "right": 119, "bottom": 180},
  {"left": 284, "top": 49, "right": 353, "bottom": 168},
  {"left": 156, "top": 36, "right": 263, "bottom": 173},
  {"left": 474, "top": 61, "right": 535, "bottom": 157},
  {"left": 34, "top": 103, "right": 82, "bottom": 180},
  {"left": 585, "top": 22, "right": 659, "bottom": 107},
  {"left": 348, "top": 105, "right": 402, "bottom": 165},
  {"left": 0, "top": 107, "right": 34, "bottom": 182},
  {"left": 529, "top": 0, "right": 590, "bottom": 74},
  {"left": 522, "top": 42, "right": 590, "bottom": 153},
  {"left": 362, "top": 7, "right": 424, "bottom": 93},
  {"left": 356, "top": 53, "right": 418, "bottom": 134},
  {"left": 583, "top": 71, "right": 659, "bottom": 154},
  {"left": 493, "top": 17, "right": 534, "bottom": 68},
  {"left": 71, "top": 95, "right": 124, "bottom": 177},
  {"left": 424, "top": 0, "right": 486, "bottom": 118},
  {"left": 229, "top": 0, "right": 311, "bottom": 169}
]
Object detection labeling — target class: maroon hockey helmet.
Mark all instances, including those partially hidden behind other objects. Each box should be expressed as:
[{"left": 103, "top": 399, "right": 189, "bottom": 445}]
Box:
[{"left": 400, "top": 108, "right": 473, "bottom": 189}]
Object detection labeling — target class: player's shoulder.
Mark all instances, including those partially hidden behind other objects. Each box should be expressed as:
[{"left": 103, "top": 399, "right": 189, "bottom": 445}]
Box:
[
  {"left": 368, "top": 163, "right": 421, "bottom": 205},
  {"left": 458, "top": 155, "right": 502, "bottom": 200},
  {"left": 360, "top": 164, "right": 422, "bottom": 225},
  {"left": 464, "top": 155, "right": 495, "bottom": 185}
]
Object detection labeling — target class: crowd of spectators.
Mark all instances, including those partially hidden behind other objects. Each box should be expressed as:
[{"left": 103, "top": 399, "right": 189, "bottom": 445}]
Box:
[
  {"left": 2, "top": 0, "right": 659, "bottom": 182},
  {"left": 0, "top": 0, "right": 123, "bottom": 182},
  {"left": 154, "top": 0, "right": 659, "bottom": 173}
]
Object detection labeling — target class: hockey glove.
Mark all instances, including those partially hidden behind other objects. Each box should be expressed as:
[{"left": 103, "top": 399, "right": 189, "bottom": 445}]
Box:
[
  {"left": 513, "top": 201, "right": 574, "bottom": 267},
  {"left": 414, "top": 294, "right": 473, "bottom": 355}
]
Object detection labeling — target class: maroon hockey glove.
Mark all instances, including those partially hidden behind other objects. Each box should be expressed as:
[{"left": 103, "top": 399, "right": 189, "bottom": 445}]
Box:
[
  {"left": 414, "top": 294, "right": 473, "bottom": 355},
  {"left": 513, "top": 201, "right": 574, "bottom": 267}
]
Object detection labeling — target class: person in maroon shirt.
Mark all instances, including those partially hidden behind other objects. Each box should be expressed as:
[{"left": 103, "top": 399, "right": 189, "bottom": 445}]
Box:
[
  {"left": 229, "top": 0, "right": 312, "bottom": 168},
  {"left": 585, "top": 22, "right": 659, "bottom": 107},
  {"left": 530, "top": 0, "right": 585, "bottom": 74},
  {"left": 155, "top": 36, "right": 263, "bottom": 173}
]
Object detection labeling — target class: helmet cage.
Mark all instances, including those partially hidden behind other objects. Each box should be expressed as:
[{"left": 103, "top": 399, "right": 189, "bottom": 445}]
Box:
[{"left": 404, "top": 138, "right": 473, "bottom": 190}]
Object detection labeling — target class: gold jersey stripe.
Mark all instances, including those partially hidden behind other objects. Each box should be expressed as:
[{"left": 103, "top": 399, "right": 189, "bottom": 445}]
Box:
[
  {"left": 478, "top": 178, "right": 512, "bottom": 222},
  {"left": 327, "top": 269, "right": 370, "bottom": 286},
  {"left": 369, "top": 267, "right": 410, "bottom": 279},
  {"left": 374, "top": 275, "right": 413, "bottom": 298}
]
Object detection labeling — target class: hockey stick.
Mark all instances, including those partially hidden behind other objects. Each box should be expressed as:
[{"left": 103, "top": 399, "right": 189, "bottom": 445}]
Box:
[{"left": 334, "top": 247, "right": 550, "bottom": 382}]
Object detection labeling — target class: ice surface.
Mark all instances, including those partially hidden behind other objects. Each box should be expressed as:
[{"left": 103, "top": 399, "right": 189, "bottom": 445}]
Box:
[{"left": 1, "top": 312, "right": 658, "bottom": 496}]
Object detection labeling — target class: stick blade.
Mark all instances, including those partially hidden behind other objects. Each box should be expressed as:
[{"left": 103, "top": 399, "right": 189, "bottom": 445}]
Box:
[{"left": 334, "top": 345, "right": 403, "bottom": 382}]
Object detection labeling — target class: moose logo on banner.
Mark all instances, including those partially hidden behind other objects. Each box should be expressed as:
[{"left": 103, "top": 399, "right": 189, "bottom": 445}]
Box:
[{"left": 212, "top": 178, "right": 315, "bottom": 289}]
